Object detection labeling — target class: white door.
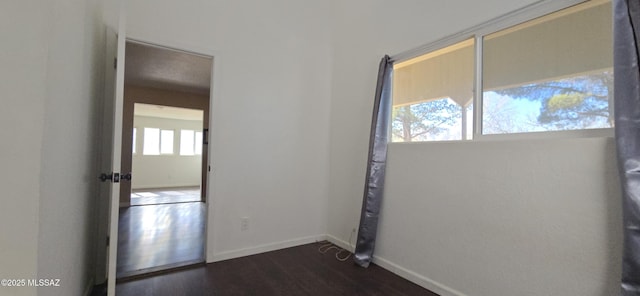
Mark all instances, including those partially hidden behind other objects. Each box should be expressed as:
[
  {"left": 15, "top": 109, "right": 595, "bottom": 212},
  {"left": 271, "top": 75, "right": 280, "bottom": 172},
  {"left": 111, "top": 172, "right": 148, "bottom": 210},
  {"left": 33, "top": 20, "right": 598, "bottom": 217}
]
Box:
[{"left": 97, "top": 16, "right": 127, "bottom": 296}]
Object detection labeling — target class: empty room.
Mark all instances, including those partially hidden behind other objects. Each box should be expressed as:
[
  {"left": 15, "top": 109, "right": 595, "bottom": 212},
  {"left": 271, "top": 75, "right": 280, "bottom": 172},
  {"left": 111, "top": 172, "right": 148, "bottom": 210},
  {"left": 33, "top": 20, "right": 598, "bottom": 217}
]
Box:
[{"left": 2, "top": 0, "right": 639, "bottom": 296}]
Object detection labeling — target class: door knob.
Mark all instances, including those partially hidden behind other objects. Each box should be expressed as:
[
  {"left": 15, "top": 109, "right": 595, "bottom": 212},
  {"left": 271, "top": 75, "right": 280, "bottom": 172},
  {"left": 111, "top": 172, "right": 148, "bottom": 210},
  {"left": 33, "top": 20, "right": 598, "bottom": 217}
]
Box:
[
  {"left": 99, "top": 173, "right": 113, "bottom": 182},
  {"left": 121, "top": 173, "right": 132, "bottom": 181},
  {"left": 98, "top": 172, "right": 120, "bottom": 183}
]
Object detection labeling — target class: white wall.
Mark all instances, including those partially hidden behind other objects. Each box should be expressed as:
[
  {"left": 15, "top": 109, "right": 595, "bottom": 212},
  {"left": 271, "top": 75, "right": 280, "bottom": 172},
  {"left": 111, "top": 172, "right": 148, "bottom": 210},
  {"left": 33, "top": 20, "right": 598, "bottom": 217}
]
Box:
[
  {"left": 119, "top": 0, "right": 333, "bottom": 260},
  {"left": 132, "top": 116, "right": 203, "bottom": 189},
  {"left": 377, "top": 138, "right": 621, "bottom": 296},
  {"left": 0, "top": 1, "right": 103, "bottom": 296},
  {"left": 0, "top": 2, "right": 49, "bottom": 296},
  {"left": 37, "top": 0, "right": 104, "bottom": 295},
  {"left": 328, "top": 1, "right": 622, "bottom": 296}
]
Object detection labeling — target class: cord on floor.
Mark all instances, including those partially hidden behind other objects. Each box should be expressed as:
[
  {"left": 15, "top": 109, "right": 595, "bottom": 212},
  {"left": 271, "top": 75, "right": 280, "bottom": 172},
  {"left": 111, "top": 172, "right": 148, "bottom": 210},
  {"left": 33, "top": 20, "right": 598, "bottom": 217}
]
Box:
[{"left": 318, "top": 229, "right": 355, "bottom": 262}]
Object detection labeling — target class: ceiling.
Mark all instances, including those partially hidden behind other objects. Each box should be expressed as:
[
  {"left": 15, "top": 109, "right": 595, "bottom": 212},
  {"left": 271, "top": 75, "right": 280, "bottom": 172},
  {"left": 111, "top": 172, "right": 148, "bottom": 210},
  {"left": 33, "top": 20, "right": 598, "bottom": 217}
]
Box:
[{"left": 125, "top": 41, "right": 213, "bottom": 95}]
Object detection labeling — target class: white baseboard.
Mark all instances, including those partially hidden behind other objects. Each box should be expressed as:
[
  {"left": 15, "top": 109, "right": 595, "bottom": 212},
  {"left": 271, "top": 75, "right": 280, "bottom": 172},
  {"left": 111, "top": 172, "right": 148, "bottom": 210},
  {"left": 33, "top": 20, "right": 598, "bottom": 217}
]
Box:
[
  {"left": 210, "top": 235, "right": 327, "bottom": 263},
  {"left": 372, "top": 256, "right": 467, "bottom": 296},
  {"left": 326, "top": 234, "right": 355, "bottom": 252},
  {"left": 326, "top": 234, "right": 466, "bottom": 296},
  {"left": 207, "top": 233, "right": 466, "bottom": 296},
  {"left": 132, "top": 184, "right": 200, "bottom": 190}
]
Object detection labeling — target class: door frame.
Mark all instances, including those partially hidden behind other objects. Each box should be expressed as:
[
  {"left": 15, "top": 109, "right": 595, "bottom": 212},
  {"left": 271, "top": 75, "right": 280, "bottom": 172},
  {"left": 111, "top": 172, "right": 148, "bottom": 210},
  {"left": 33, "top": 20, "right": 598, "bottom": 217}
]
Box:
[
  {"left": 95, "top": 33, "right": 221, "bottom": 289},
  {"left": 119, "top": 34, "right": 221, "bottom": 264}
]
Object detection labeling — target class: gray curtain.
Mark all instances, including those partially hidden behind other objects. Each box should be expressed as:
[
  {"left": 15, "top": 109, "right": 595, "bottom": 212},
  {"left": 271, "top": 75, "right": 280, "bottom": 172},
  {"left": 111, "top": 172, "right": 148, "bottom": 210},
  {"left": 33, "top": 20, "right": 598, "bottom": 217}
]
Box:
[
  {"left": 354, "top": 55, "right": 393, "bottom": 268},
  {"left": 615, "top": 0, "right": 640, "bottom": 294}
]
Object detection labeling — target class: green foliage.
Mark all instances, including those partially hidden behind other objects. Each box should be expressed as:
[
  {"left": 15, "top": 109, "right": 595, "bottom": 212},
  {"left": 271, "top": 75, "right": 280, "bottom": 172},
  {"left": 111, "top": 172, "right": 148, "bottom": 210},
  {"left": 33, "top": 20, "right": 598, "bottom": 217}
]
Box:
[
  {"left": 492, "top": 71, "right": 613, "bottom": 130},
  {"left": 546, "top": 93, "right": 586, "bottom": 112}
]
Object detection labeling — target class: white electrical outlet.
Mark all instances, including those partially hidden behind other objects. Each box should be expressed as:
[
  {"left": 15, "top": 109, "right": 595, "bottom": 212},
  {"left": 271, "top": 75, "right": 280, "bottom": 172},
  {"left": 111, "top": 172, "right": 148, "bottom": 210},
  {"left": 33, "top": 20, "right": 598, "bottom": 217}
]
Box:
[{"left": 241, "top": 217, "right": 249, "bottom": 231}]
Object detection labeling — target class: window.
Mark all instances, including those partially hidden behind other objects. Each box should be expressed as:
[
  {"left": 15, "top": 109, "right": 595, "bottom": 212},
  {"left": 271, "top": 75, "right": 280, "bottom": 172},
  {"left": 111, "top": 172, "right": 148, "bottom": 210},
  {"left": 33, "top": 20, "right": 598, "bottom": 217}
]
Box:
[
  {"left": 180, "top": 130, "right": 195, "bottom": 156},
  {"left": 132, "top": 128, "right": 137, "bottom": 154},
  {"left": 143, "top": 128, "right": 174, "bottom": 155},
  {"left": 143, "top": 128, "right": 160, "bottom": 155},
  {"left": 180, "top": 130, "right": 203, "bottom": 156},
  {"left": 392, "top": 39, "right": 475, "bottom": 142},
  {"left": 195, "top": 131, "right": 203, "bottom": 155},
  {"left": 391, "top": 0, "right": 612, "bottom": 141},
  {"left": 160, "top": 130, "right": 174, "bottom": 154},
  {"left": 482, "top": 0, "right": 613, "bottom": 134}
]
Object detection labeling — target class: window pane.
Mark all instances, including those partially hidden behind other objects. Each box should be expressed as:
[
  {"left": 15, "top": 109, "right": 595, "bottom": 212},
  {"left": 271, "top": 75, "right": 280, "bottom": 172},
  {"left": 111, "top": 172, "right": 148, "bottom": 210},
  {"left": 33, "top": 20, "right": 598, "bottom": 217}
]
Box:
[
  {"left": 195, "top": 131, "right": 203, "bottom": 155},
  {"left": 392, "top": 39, "right": 474, "bottom": 142},
  {"left": 143, "top": 128, "right": 160, "bottom": 155},
  {"left": 160, "top": 130, "right": 174, "bottom": 154},
  {"left": 180, "top": 130, "right": 195, "bottom": 156},
  {"left": 392, "top": 98, "right": 464, "bottom": 142},
  {"left": 132, "top": 128, "right": 137, "bottom": 154},
  {"left": 482, "top": 1, "right": 613, "bottom": 134}
]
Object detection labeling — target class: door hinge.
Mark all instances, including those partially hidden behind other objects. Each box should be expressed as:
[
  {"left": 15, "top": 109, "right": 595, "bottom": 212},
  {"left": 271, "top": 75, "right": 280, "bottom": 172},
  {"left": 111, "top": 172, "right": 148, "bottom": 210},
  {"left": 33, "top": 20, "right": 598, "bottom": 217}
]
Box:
[
  {"left": 106, "top": 236, "right": 110, "bottom": 246},
  {"left": 113, "top": 58, "right": 117, "bottom": 69}
]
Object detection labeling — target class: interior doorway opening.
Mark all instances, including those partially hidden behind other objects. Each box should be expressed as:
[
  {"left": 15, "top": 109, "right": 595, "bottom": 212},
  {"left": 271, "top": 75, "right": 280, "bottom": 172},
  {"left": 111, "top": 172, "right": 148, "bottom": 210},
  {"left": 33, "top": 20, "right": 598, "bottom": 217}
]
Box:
[{"left": 116, "top": 40, "right": 213, "bottom": 279}]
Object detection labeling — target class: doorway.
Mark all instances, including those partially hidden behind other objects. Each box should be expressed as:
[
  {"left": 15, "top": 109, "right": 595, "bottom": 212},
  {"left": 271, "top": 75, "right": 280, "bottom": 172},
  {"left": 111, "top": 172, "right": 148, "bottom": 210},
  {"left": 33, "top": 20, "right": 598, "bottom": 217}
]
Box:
[{"left": 116, "top": 40, "right": 213, "bottom": 279}]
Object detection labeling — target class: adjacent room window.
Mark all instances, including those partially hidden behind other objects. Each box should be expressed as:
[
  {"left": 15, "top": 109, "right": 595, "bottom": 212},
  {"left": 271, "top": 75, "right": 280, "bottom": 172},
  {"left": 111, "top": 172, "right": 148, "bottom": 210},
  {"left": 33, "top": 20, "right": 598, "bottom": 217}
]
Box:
[
  {"left": 482, "top": 0, "right": 613, "bottom": 134},
  {"left": 392, "top": 39, "right": 475, "bottom": 142},
  {"left": 132, "top": 128, "right": 137, "bottom": 154},
  {"left": 195, "top": 131, "right": 203, "bottom": 155},
  {"left": 391, "top": 0, "right": 612, "bottom": 141},
  {"left": 180, "top": 130, "right": 196, "bottom": 156},
  {"left": 180, "top": 130, "right": 204, "bottom": 156},
  {"left": 160, "top": 130, "right": 174, "bottom": 154},
  {"left": 143, "top": 128, "right": 174, "bottom": 155},
  {"left": 143, "top": 128, "right": 160, "bottom": 155}
]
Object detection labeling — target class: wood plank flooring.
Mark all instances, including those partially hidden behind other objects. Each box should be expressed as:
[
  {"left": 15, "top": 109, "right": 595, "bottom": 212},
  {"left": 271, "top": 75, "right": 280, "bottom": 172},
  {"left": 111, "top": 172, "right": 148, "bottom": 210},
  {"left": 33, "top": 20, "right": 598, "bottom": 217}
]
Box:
[
  {"left": 117, "top": 202, "right": 205, "bottom": 278},
  {"left": 109, "top": 242, "right": 439, "bottom": 296},
  {"left": 130, "top": 187, "right": 201, "bottom": 206}
]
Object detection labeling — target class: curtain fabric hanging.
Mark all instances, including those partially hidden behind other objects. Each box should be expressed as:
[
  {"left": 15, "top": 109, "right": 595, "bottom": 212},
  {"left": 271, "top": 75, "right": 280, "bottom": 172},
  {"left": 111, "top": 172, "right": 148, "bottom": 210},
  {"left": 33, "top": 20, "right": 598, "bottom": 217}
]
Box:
[
  {"left": 354, "top": 55, "right": 393, "bottom": 268},
  {"left": 614, "top": 0, "right": 640, "bottom": 294}
]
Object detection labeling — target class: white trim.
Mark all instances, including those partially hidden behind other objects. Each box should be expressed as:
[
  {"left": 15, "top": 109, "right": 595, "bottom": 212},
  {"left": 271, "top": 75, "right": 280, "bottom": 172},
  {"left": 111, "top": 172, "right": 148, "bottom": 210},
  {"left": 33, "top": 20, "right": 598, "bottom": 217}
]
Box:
[
  {"left": 372, "top": 256, "right": 468, "bottom": 296},
  {"left": 207, "top": 234, "right": 471, "bottom": 296},
  {"left": 205, "top": 53, "right": 220, "bottom": 264},
  {"left": 210, "top": 235, "right": 327, "bottom": 263},
  {"left": 126, "top": 34, "right": 218, "bottom": 59},
  {"left": 131, "top": 184, "right": 201, "bottom": 190},
  {"left": 326, "top": 234, "right": 355, "bottom": 253},
  {"left": 476, "top": 127, "right": 613, "bottom": 141},
  {"left": 473, "top": 35, "right": 483, "bottom": 139},
  {"left": 390, "top": 128, "right": 613, "bottom": 145},
  {"left": 124, "top": 33, "right": 222, "bottom": 266},
  {"left": 125, "top": 37, "right": 214, "bottom": 59},
  {"left": 326, "top": 235, "right": 467, "bottom": 296}
]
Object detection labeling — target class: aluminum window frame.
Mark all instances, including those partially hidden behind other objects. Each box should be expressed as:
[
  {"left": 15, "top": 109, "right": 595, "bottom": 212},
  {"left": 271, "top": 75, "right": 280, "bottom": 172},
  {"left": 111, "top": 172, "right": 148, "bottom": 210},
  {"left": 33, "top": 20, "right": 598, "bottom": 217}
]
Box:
[{"left": 390, "top": 0, "right": 613, "bottom": 142}]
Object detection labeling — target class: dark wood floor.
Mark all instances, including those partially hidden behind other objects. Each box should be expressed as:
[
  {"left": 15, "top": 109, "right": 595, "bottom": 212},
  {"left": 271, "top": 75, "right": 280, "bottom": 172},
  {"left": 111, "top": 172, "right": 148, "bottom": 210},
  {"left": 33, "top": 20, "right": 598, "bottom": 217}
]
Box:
[
  {"left": 117, "top": 202, "right": 205, "bottom": 278},
  {"left": 109, "top": 242, "right": 439, "bottom": 296},
  {"left": 130, "top": 187, "right": 201, "bottom": 206}
]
